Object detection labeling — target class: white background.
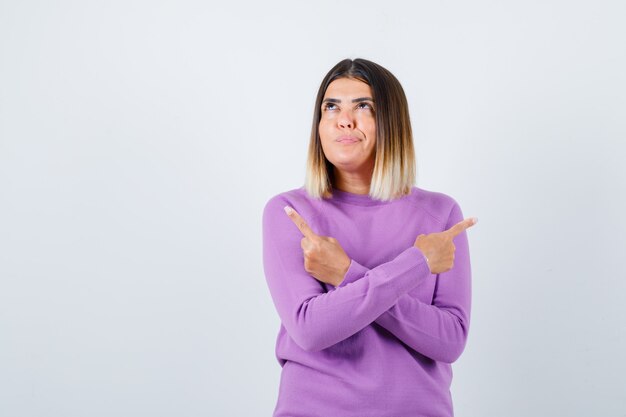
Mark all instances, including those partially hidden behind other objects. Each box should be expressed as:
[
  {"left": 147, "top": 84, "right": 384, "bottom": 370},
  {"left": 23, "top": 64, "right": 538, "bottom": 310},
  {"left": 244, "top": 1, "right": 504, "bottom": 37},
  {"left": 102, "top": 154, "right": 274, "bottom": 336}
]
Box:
[{"left": 1, "top": 1, "right": 625, "bottom": 416}]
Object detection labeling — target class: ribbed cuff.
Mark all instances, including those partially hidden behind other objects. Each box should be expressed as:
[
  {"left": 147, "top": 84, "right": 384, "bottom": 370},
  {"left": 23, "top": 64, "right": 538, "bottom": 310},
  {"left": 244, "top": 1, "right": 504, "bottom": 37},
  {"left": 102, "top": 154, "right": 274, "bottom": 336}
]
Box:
[
  {"left": 376, "top": 246, "right": 431, "bottom": 297},
  {"left": 336, "top": 259, "right": 370, "bottom": 288}
]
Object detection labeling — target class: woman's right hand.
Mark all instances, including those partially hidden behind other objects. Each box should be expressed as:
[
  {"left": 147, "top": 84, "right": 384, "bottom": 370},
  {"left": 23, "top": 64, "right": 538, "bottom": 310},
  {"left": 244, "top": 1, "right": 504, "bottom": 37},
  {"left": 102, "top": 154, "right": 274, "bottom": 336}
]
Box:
[{"left": 413, "top": 217, "right": 477, "bottom": 274}]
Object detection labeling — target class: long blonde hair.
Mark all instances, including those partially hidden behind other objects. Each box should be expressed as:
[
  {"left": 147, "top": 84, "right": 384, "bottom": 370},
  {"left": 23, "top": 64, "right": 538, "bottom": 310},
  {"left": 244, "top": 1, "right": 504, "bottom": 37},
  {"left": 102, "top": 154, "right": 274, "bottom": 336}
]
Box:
[{"left": 304, "top": 58, "right": 416, "bottom": 201}]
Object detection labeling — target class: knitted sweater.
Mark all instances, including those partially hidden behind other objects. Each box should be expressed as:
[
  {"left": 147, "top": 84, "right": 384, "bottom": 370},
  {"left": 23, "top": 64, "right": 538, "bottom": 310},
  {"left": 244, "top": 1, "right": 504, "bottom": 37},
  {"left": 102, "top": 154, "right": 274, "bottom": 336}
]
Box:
[{"left": 262, "top": 185, "right": 472, "bottom": 417}]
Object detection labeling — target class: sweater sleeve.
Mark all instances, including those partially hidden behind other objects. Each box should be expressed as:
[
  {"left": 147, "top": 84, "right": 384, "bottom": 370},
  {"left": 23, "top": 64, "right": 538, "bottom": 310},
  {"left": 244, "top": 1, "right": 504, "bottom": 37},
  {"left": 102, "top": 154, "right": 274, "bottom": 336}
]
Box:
[
  {"left": 335, "top": 202, "right": 472, "bottom": 363},
  {"left": 262, "top": 196, "right": 431, "bottom": 352}
]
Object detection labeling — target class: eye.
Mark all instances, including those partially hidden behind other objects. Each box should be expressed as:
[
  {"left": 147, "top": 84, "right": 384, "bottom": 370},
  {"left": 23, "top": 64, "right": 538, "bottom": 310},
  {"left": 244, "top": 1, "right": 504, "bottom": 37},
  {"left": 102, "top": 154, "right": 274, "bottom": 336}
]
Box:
[
  {"left": 323, "top": 102, "right": 338, "bottom": 111},
  {"left": 356, "top": 102, "right": 373, "bottom": 110}
]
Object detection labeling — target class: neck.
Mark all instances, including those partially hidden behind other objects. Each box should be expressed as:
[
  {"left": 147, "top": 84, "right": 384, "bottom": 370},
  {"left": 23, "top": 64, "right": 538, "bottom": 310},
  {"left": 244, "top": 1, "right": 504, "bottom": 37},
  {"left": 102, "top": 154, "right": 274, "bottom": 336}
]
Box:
[{"left": 333, "top": 166, "right": 373, "bottom": 195}]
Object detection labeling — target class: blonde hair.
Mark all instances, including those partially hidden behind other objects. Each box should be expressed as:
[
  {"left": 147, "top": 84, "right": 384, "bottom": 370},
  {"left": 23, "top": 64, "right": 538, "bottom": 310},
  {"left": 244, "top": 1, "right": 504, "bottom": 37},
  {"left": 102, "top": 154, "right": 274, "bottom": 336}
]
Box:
[{"left": 304, "top": 58, "right": 416, "bottom": 201}]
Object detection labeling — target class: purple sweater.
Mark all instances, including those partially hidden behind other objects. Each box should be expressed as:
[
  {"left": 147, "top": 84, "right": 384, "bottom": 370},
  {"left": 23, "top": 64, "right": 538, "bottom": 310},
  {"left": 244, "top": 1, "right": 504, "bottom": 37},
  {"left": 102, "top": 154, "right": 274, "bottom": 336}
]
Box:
[{"left": 262, "top": 185, "right": 472, "bottom": 417}]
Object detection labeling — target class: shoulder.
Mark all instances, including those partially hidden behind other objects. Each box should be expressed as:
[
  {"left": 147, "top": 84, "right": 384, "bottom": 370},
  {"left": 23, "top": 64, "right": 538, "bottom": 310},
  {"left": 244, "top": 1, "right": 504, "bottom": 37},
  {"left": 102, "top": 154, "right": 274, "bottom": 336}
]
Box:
[
  {"left": 262, "top": 185, "right": 325, "bottom": 223},
  {"left": 408, "top": 186, "right": 462, "bottom": 225}
]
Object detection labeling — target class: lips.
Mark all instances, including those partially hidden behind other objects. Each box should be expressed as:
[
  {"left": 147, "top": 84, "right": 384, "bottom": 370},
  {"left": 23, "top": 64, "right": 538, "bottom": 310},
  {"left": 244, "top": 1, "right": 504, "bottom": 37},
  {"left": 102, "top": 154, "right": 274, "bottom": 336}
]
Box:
[{"left": 337, "top": 136, "right": 360, "bottom": 143}]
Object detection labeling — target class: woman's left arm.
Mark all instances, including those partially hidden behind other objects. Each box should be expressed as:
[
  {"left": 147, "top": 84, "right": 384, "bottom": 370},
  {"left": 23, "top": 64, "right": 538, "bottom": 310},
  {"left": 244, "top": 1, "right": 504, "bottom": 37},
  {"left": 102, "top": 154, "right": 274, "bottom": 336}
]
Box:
[{"left": 336, "top": 202, "right": 472, "bottom": 364}]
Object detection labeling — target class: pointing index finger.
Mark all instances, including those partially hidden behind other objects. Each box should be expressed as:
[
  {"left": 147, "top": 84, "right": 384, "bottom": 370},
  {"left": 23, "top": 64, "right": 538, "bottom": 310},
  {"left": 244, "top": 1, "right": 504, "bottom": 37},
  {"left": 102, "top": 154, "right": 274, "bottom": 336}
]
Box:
[
  {"left": 284, "top": 206, "right": 318, "bottom": 239},
  {"left": 445, "top": 217, "right": 478, "bottom": 238}
]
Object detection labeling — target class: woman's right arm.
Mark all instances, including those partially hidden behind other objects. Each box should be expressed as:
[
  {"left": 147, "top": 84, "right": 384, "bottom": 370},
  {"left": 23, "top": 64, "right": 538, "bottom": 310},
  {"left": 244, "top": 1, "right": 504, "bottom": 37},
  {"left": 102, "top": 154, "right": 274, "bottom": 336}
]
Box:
[
  {"left": 262, "top": 195, "right": 431, "bottom": 352},
  {"left": 335, "top": 202, "right": 474, "bottom": 363}
]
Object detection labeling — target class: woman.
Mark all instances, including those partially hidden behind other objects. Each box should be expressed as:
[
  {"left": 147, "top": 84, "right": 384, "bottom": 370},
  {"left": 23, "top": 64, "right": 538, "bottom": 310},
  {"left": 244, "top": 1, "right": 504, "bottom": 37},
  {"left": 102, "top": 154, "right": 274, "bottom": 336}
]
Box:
[{"left": 262, "top": 58, "right": 477, "bottom": 417}]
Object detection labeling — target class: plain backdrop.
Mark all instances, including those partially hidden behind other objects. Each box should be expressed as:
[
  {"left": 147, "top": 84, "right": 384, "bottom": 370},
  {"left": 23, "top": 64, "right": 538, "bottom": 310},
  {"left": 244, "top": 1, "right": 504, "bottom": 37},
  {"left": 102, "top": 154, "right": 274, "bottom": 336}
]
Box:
[{"left": 1, "top": 1, "right": 625, "bottom": 416}]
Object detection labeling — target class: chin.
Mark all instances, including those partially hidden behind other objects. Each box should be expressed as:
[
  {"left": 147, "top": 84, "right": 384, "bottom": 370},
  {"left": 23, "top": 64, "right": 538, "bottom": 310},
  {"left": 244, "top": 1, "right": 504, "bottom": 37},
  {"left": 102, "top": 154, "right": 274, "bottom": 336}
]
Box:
[{"left": 331, "top": 158, "right": 365, "bottom": 169}]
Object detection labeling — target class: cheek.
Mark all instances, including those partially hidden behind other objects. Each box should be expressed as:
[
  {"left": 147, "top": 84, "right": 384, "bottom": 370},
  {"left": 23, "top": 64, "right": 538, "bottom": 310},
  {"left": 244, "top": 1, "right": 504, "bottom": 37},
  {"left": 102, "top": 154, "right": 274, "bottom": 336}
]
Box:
[
  {"left": 359, "top": 116, "right": 376, "bottom": 138},
  {"left": 318, "top": 120, "right": 332, "bottom": 140}
]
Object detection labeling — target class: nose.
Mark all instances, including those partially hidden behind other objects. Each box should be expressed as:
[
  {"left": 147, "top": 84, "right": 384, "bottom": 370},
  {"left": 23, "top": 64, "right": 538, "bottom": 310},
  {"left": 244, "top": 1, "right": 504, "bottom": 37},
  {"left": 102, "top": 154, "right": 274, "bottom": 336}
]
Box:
[{"left": 338, "top": 109, "right": 354, "bottom": 129}]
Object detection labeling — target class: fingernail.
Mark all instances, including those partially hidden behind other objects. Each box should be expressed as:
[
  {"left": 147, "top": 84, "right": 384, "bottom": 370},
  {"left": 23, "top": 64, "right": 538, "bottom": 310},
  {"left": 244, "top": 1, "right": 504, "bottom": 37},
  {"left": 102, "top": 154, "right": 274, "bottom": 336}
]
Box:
[
  {"left": 284, "top": 206, "right": 293, "bottom": 214},
  {"left": 472, "top": 217, "right": 478, "bottom": 224}
]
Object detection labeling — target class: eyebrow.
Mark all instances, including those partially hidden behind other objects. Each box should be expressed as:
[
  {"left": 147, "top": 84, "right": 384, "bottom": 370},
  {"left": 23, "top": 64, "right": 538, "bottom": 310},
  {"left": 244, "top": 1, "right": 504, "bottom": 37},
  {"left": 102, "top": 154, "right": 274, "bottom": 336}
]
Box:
[{"left": 322, "top": 97, "right": 374, "bottom": 103}]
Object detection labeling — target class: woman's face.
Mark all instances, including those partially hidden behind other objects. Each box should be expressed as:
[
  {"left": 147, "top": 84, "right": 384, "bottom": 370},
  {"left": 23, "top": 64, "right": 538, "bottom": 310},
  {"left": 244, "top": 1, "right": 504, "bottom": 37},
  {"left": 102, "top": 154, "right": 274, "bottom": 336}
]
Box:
[{"left": 319, "top": 77, "right": 376, "bottom": 173}]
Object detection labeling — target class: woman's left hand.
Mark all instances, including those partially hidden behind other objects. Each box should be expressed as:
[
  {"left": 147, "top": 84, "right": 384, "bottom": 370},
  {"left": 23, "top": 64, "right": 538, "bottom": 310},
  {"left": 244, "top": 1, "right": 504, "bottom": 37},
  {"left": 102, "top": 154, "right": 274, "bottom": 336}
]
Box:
[{"left": 284, "top": 205, "right": 351, "bottom": 287}]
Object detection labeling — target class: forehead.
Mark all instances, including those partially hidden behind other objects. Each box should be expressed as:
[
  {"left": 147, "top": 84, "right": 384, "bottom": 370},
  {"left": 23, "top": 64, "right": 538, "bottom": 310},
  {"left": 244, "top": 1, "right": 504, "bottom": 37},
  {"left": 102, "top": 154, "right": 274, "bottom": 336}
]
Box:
[{"left": 323, "top": 77, "right": 372, "bottom": 98}]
